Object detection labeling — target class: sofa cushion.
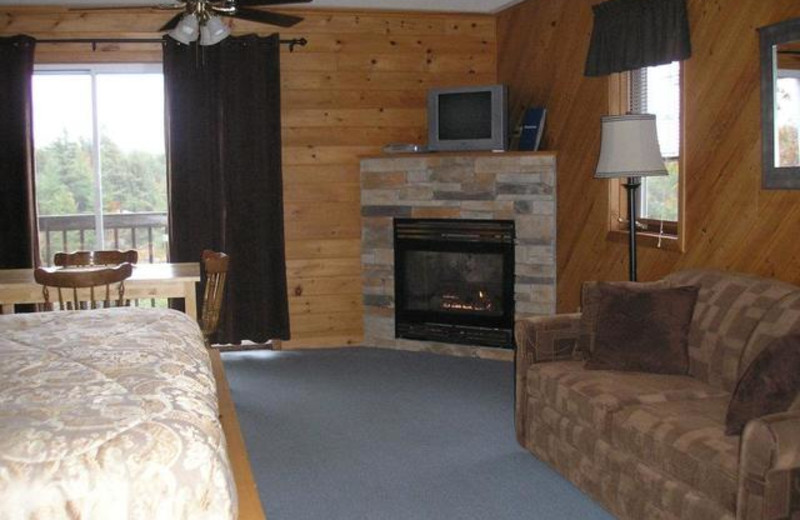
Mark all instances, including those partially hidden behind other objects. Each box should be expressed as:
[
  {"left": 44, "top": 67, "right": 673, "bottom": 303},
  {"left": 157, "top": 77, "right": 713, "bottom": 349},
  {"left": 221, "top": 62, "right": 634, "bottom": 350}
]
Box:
[
  {"left": 527, "top": 361, "right": 727, "bottom": 437},
  {"left": 611, "top": 396, "right": 739, "bottom": 511},
  {"left": 664, "top": 269, "right": 799, "bottom": 391},
  {"left": 738, "top": 291, "right": 800, "bottom": 377},
  {"left": 585, "top": 283, "right": 698, "bottom": 374},
  {"left": 578, "top": 280, "right": 669, "bottom": 358},
  {"left": 725, "top": 333, "right": 800, "bottom": 435}
]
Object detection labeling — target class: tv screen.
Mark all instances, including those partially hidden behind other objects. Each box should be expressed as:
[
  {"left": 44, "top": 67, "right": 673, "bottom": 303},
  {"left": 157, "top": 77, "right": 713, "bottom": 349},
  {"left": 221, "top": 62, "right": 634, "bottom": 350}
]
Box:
[
  {"left": 427, "top": 84, "right": 507, "bottom": 152},
  {"left": 438, "top": 92, "right": 493, "bottom": 140}
]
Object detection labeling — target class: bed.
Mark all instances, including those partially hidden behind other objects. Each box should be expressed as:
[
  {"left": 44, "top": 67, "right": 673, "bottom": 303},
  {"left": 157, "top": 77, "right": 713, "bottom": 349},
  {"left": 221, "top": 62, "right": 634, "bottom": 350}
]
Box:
[{"left": 0, "top": 307, "right": 249, "bottom": 519}]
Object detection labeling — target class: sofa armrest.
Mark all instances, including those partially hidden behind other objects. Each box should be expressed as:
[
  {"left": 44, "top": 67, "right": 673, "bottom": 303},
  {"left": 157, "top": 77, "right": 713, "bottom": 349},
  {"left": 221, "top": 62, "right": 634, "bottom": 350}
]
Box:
[
  {"left": 514, "top": 313, "right": 582, "bottom": 447},
  {"left": 737, "top": 411, "right": 800, "bottom": 520}
]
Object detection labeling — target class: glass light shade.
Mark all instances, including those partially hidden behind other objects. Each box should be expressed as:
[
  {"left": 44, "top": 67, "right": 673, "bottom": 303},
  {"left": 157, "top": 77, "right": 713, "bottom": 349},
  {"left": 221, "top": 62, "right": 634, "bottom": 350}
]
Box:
[
  {"left": 168, "top": 14, "right": 200, "bottom": 45},
  {"left": 199, "top": 16, "right": 231, "bottom": 46},
  {"left": 595, "top": 114, "right": 668, "bottom": 179}
]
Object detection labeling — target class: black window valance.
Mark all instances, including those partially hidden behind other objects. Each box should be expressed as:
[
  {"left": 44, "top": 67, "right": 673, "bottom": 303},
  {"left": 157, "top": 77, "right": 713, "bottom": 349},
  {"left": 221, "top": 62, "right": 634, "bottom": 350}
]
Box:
[{"left": 584, "top": 0, "right": 691, "bottom": 77}]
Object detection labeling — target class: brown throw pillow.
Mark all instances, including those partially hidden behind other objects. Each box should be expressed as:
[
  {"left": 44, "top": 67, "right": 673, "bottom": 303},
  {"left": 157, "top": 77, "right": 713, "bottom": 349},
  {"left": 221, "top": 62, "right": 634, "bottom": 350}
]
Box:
[
  {"left": 584, "top": 283, "right": 699, "bottom": 374},
  {"left": 578, "top": 280, "right": 670, "bottom": 358},
  {"left": 724, "top": 334, "right": 800, "bottom": 436}
]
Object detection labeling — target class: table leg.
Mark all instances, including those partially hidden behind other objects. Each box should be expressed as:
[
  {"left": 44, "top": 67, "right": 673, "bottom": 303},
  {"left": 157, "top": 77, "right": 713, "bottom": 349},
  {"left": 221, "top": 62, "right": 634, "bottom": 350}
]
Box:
[{"left": 184, "top": 281, "right": 198, "bottom": 321}]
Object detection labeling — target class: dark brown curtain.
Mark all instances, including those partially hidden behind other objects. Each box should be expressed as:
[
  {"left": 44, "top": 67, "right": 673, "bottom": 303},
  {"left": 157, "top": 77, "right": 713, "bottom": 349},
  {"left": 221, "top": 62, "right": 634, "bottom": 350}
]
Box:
[
  {"left": 163, "top": 34, "right": 290, "bottom": 344},
  {"left": 0, "top": 35, "right": 38, "bottom": 269},
  {"left": 584, "top": 0, "right": 691, "bottom": 77}
]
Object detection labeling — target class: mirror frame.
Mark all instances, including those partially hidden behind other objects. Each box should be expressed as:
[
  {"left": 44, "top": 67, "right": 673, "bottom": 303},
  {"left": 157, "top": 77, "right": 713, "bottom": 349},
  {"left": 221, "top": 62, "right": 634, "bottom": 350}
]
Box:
[{"left": 760, "top": 17, "right": 800, "bottom": 189}]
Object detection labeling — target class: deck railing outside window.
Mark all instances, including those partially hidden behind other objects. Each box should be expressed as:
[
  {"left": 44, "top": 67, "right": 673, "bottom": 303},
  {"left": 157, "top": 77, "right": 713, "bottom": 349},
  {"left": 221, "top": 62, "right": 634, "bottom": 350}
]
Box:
[{"left": 38, "top": 212, "right": 168, "bottom": 266}]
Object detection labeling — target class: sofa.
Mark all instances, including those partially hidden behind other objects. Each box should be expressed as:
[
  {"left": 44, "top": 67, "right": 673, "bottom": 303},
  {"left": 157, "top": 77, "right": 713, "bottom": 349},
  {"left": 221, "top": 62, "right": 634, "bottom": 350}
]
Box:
[{"left": 514, "top": 269, "right": 800, "bottom": 520}]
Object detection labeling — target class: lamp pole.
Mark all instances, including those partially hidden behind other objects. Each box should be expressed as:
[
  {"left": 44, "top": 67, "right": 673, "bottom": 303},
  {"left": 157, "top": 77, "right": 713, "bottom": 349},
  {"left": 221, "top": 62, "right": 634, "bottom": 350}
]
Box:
[{"left": 623, "top": 176, "right": 641, "bottom": 282}]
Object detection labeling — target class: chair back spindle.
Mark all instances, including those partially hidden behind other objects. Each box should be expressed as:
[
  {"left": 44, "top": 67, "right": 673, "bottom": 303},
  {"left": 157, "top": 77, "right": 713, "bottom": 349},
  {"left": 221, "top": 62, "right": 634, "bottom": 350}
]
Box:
[{"left": 200, "top": 250, "right": 230, "bottom": 346}]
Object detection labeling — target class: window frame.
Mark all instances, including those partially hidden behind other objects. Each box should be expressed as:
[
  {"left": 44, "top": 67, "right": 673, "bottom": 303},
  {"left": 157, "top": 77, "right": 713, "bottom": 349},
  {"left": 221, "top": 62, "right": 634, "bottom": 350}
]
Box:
[{"left": 605, "top": 65, "right": 686, "bottom": 252}]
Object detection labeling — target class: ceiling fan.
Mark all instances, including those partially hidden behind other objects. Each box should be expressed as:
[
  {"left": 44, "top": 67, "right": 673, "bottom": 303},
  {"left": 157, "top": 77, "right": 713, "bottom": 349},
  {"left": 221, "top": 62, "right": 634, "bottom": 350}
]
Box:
[{"left": 75, "top": 0, "right": 311, "bottom": 45}]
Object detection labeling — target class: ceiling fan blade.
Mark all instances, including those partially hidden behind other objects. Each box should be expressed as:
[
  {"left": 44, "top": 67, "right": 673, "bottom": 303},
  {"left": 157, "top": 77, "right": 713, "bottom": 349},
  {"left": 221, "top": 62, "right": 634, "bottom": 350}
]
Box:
[
  {"left": 159, "top": 12, "right": 185, "bottom": 31},
  {"left": 229, "top": 7, "right": 303, "bottom": 27},
  {"left": 69, "top": 3, "right": 183, "bottom": 11},
  {"left": 236, "top": 0, "right": 312, "bottom": 6}
]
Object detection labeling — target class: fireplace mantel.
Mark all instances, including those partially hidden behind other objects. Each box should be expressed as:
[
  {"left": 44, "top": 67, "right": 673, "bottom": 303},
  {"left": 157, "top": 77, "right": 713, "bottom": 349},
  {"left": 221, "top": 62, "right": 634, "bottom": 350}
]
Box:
[{"left": 360, "top": 151, "right": 557, "bottom": 360}]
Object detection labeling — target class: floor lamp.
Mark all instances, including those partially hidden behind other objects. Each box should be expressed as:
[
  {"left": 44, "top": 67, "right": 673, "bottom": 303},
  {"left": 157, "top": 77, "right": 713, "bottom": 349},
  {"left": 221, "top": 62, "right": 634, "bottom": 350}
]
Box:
[{"left": 595, "top": 114, "right": 667, "bottom": 282}]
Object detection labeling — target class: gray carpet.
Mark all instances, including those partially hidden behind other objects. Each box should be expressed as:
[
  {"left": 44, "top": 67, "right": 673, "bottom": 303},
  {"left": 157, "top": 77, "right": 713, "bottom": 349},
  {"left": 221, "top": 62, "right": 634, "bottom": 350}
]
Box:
[{"left": 222, "top": 347, "right": 613, "bottom": 520}]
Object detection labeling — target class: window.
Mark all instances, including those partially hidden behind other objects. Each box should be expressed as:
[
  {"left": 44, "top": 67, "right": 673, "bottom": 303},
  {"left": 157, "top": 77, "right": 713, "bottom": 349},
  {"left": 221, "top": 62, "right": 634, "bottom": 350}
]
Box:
[
  {"left": 32, "top": 64, "right": 168, "bottom": 265},
  {"left": 607, "top": 61, "right": 684, "bottom": 249}
]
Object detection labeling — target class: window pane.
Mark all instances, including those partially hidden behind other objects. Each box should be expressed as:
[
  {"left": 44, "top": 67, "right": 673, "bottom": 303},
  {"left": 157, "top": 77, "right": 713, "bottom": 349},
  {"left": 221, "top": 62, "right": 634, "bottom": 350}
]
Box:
[
  {"left": 97, "top": 73, "right": 167, "bottom": 214},
  {"left": 631, "top": 61, "right": 680, "bottom": 222},
  {"left": 776, "top": 74, "right": 800, "bottom": 167},
  {"left": 33, "top": 74, "right": 96, "bottom": 217}
]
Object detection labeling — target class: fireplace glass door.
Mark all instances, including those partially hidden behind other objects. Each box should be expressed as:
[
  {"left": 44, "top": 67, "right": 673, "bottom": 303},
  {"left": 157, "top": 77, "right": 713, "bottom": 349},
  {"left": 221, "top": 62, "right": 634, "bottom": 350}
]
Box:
[{"left": 394, "top": 219, "right": 514, "bottom": 348}]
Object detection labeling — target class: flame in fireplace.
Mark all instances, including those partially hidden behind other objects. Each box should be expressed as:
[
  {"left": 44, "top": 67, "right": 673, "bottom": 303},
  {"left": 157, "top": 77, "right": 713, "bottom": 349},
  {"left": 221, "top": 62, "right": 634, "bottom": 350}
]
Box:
[{"left": 441, "top": 289, "right": 495, "bottom": 312}]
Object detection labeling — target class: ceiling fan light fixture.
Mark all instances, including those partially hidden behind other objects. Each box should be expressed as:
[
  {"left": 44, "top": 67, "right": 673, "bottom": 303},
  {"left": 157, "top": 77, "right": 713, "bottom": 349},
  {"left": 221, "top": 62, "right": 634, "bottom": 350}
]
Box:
[
  {"left": 199, "top": 15, "right": 231, "bottom": 46},
  {"left": 168, "top": 13, "right": 200, "bottom": 45}
]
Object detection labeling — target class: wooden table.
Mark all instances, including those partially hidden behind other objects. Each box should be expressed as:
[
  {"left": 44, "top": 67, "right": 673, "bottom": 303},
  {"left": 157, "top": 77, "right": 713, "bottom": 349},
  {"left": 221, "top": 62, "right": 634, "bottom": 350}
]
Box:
[{"left": 0, "top": 262, "right": 201, "bottom": 319}]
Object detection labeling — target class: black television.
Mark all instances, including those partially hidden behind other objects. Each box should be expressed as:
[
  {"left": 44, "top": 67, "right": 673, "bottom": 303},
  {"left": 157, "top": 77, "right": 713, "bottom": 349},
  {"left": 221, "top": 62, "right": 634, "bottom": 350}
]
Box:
[{"left": 427, "top": 84, "right": 508, "bottom": 152}]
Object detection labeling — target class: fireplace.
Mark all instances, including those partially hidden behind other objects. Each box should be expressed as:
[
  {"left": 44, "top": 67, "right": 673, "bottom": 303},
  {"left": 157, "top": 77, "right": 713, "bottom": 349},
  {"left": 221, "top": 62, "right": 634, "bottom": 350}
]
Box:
[{"left": 394, "top": 218, "right": 515, "bottom": 349}]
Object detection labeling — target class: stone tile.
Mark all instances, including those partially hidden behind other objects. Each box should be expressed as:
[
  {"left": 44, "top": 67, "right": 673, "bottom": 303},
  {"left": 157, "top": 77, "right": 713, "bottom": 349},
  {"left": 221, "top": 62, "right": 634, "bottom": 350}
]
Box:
[
  {"left": 361, "top": 171, "right": 407, "bottom": 189},
  {"left": 361, "top": 157, "right": 430, "bottom": 173},
  {"left": 515, "top": 263, "right": 556, "bottom": 278},
  {"left": 515, "top": 275, "right": 556, "bottom": 286},
  {"left": 430, "top": 165, "right": 475, "bottom": 183},
  {"left": 474, "top": 156, "right": 553, "bottom": 174},
  {"left": 364, "top": 306, "right": 393, "bottom": 318},
  {"left": 516, "top": 217, "right": 554, "bottom": 242},
  {"left": 434, "top": 190, "right": 494, "bottom": 201},
  {"left": 400, "top": 186, "right": 434, "bottom": 201},
  {"left": 460, "top": 211, "right": 495, "bottom": 219},
  {"left": 462, "top": 200, "right": 513, "bottom": 212},
  {"left": 361, "top": 189, "right": 399, "bottom": 205},
  {"left": 364, "top": 294, "right": 393, "bottom": 308},
  {"left": 519, "top": 154, "right": 556, "bottom": 167},
  {"left": 361, "top": 205, "right": 412, "bottom": 217},
  {"left": 362, "top": 220, "right": 392, "bottom": 249},
  {"left": 407, "top": 170, "right": 432, "bottom": 183},
  {"left": 532, "top": 200, "right": 555, "bottom": 215},
  {"left": 513, "top": 200, "right": 533, "bottom": 214},
  {"left": 428, "top": 182, "right": 463, "bottom": 192},
  {"left": 496, "top": 183, "right": 553, "bottom": 196},
  {"left": 497, "top": 172, "right": 542, "bottom": 184},
  {"left": 411, "top": 207, "right": 462, "bottom": 219},
  {"left": 516, "top": 301, "right": 555, "bottom": 316}
]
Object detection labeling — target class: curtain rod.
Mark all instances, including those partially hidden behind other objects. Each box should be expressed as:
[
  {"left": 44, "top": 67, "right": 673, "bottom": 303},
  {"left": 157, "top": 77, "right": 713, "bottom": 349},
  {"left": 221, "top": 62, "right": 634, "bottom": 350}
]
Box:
[{"left": 37, "top": 37, "right": 308, "bottom": 52}]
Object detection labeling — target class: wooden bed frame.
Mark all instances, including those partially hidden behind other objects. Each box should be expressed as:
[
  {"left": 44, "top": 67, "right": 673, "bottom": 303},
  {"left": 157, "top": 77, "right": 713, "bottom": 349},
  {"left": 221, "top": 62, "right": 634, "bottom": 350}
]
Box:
[{"left": 208, "top": 348, "right": 267, "bottom": 520}]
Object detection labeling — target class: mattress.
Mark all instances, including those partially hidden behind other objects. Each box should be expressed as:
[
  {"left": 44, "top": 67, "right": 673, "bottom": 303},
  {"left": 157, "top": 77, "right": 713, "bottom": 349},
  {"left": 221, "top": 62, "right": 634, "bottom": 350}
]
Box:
[{"left": 0, "top": 307, "right": 237, "bottom": 519}]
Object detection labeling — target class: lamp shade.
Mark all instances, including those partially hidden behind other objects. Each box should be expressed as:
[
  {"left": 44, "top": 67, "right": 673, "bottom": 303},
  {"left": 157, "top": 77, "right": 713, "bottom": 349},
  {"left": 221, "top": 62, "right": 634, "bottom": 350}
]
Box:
[
  {"left": 595, "top": 114, "right": 668, "bottom": 179},
  {"left": 199, "top": 15, "right": 231, "bottom": 46},
  {"left": 168, "top": 14, "right": 200, "bottom": 45}
]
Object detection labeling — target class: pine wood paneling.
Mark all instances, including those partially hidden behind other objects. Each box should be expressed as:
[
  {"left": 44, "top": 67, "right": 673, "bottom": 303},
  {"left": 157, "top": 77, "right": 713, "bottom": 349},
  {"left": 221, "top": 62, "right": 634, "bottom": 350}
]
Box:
[
  {"left": 498, "top": 0, "right": 800, "bottom": 313},
  {"left": 1, "top": 6, "right": 496, "bottom": 348}
]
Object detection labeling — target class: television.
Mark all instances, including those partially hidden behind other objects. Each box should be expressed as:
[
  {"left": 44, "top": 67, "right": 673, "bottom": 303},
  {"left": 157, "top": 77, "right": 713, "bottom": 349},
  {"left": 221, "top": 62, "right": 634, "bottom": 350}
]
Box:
[{"left": 427, "top": 84, "right": 508, "bottom": 152}]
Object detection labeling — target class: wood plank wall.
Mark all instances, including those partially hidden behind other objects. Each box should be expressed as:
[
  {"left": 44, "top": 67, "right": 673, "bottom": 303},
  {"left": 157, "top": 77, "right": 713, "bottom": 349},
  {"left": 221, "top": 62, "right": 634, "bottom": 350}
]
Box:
[
  {"left": 1, "top": 7, "right": 496, "bottom": 348},
  {"left": 497, "top": 0, "right": 800, "bottom": 313}
]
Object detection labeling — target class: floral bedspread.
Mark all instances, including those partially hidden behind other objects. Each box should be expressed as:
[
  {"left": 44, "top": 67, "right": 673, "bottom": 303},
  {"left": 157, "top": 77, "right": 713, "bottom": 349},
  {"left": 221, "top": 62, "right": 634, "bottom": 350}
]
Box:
[{"left": 0, "top": 307, "right": 236, "bottom": 520}]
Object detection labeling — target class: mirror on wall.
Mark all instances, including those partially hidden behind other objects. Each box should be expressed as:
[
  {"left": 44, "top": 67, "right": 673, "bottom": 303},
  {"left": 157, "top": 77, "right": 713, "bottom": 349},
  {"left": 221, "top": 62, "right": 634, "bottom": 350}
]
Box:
[{"left": 761, "top": 17, "right": 800, "bottom": 189}]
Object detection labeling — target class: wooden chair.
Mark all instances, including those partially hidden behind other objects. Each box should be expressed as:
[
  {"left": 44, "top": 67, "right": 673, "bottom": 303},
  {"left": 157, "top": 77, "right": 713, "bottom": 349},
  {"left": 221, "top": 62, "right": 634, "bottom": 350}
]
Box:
[
  {"left": 33, "top": 263, "right": 134, "bottom": 311},
  {"left": 199, "top": 250, "right": 230, "bottom": 346},
  {"left": 53, "top": 249, "right": 139, "bottom": 267}
]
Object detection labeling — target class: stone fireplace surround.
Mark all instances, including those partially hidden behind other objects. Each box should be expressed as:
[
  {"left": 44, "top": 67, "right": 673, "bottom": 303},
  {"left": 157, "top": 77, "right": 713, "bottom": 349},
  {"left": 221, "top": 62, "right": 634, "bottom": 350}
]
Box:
[{"left": 360, "top": 152, "right": 557, "bottom": 361}]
